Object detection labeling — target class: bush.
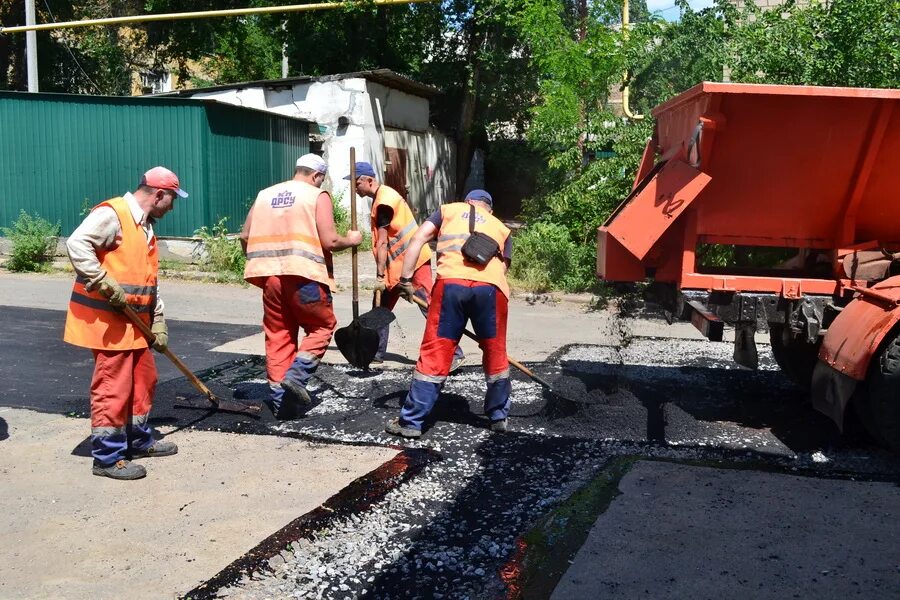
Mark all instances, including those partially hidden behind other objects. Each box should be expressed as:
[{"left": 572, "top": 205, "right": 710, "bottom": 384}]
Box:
[
  {"left": 194, "top": 217, "right": 245, "bottom": 279},
  {"left": 1, "top": 211, "right": 61, "bottom": 272},
  {"left": 331, "top": 191, "right": 372, "bottom": 252},
  {"left": 509, "top": 222, "right": 594, "bottom": 293}
]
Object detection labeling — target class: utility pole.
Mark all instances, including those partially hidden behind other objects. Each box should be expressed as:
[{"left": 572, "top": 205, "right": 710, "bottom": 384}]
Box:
[{"left": 25, "top": 0, "right": 39, "bottom": 91}]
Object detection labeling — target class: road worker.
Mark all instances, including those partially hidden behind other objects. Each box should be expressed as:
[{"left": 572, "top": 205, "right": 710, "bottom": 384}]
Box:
[
  {"left": 241, "top": 154, "right": 362, "bottom": 419},
  {"left": 64, "top": 166, "right": 187, "bottom": 480},
  {"left": 347, "top": 161, "right": 463, "bottom": 369},
  {"left": 386, "top": 189, "right": 512, "bottom": 438}
]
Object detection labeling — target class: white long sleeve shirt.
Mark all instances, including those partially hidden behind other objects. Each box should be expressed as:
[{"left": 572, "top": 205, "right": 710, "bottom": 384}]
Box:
[{"left": 66, "top": 192, "right": 164, "bottom": 319}]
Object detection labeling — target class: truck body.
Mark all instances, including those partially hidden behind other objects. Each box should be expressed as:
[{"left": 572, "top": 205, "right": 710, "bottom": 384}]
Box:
[{"left": 597, "top": 82, "right": 900, "bottom": 448}]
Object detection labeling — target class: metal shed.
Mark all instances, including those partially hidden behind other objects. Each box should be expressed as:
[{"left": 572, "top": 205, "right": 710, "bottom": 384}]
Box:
[{"left": 0, "top": 91, "right": 310, "bottom": 237}]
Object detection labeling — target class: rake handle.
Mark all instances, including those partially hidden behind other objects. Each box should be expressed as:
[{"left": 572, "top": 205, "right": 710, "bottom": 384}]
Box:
[
  {"left": 406, "top": 294, "right": 551, "bottom": 388},
  {"left": 119, "top": 304, "right": 215, "bottom": 401}
]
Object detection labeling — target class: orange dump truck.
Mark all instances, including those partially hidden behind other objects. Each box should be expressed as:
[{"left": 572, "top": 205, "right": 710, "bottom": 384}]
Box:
[{"left": 598, "top": 82, "right": 900, "bottom": 448}]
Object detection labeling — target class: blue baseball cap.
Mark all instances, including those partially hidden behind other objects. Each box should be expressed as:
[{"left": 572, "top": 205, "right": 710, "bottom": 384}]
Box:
[
  {"left": 344, "top": 161, "right": 377, "bottom": 179},
  {"left": 465, "top": 189, "right": 493, "bottom": 207}
]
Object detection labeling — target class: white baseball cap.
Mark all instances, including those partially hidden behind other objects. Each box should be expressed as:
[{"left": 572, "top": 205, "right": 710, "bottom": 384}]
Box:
[{"left": 296, "top": 153, "right": 327, "bottom": 174}]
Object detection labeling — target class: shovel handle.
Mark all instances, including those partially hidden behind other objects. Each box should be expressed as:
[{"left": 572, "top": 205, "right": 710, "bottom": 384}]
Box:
[
  {"left": 349, "top": 148, "right": 359, "bottom": 320},
  {"left": 406, "top": 294, "right": 549, "bottom": 388},
  {"left": 119, "top": 304, "right": 215, "bottom": 401}
]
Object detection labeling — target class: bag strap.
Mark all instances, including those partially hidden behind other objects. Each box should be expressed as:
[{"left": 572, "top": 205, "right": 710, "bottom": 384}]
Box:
[{"left": 468, "top": 204, "right": 476, "bottom": 233}]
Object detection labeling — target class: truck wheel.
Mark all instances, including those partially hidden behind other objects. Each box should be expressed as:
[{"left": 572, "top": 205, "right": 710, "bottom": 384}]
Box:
[
  {"left": 865, "top": 332, "right": 900, "bottom": 451},
  {"left": 769, "top": 325, "right": 819, "bottom": 389}
]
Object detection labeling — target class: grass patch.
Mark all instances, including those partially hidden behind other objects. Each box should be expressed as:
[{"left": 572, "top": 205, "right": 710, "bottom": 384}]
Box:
[{"left": 502, "top": 456, "right": 639, "bottom": 598}]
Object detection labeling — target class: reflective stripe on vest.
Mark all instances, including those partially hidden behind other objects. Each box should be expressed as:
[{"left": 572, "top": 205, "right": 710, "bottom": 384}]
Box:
[
  {"left": 243, "top": 180, "right": 333, "bottom": 289},
  {"left": 370, "top": 185, "right": 431, "bottom": 288},
  {"left": 63, "top": 197, "right": 158, "bottom": 350},
  {"left": 435, "top": 202, "right": 511, "bottom": 298}
]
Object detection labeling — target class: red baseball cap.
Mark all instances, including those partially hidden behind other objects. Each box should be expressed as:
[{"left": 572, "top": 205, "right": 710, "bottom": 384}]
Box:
[{"left": 140, "top": 166, "right": 188, "bottom": 198}]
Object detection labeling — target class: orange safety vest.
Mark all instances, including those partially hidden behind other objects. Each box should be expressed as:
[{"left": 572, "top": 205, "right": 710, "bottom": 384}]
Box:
[
  {"left": 243, "top": 180, "right": 334, "bottom": 289},
  {"left": 371, "top": 185, "right": 431, "bottom": 288},
  {"left": 63, "top": 197, "right": 158, "bottom": 350},
  {"left": 435, "top": 202, "right": 511, "bottom": 298}
]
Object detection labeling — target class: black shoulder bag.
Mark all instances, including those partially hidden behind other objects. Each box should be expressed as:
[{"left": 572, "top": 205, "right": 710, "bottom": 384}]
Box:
[{"left": 461, "top": 206, "right": 501, "bottom": 266}]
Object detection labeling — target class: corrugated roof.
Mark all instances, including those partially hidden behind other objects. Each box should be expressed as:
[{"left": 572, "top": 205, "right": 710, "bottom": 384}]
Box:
[
  {"left": 155, "top": 68, "right": 441, "bottom": 99},
  {"left": 0, "top": 89, "right": 314, "bottom": 123}
]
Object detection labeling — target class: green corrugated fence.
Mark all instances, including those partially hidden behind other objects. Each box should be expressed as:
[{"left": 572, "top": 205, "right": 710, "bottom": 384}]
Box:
[{"left": 0, "top": 91, "right": 310, "bottom": 237}]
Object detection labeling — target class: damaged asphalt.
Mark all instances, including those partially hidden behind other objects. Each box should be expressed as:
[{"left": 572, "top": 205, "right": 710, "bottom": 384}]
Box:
[{"left": 1, "top": 298, "right": 899, "bottom": 599}]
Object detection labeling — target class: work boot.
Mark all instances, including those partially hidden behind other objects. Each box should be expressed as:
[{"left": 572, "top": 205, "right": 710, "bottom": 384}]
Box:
[
  {"left": 385, "top": 418, "right": 422, "bottom": 439},
  {"left": 92, "top": 459, "right": 146, "bottom": 480},
  {"left": 490, "top": 419, "right": 508, "bottom": 433},
  {"left": 281, "top": 379, "right": 311, "bottom": 408},
  {"left": 131, "top": 440, "right": 178, "bottom": 458}
]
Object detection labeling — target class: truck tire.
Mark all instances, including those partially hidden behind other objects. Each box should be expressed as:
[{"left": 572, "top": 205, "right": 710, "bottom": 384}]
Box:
[
  {"left": 769, "top": 324, "right": 819, "bottom": 389},
  {"left": 864, "top": 332, "right": 900, "bottom": 451}
]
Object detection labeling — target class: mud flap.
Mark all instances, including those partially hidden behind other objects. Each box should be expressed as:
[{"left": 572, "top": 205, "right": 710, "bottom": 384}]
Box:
[
  {"left": 810, "top": 360, "right": 858, "bottom": 431},
  {"left": 733, "top": 324, "right": 758, "bottom": 369}
]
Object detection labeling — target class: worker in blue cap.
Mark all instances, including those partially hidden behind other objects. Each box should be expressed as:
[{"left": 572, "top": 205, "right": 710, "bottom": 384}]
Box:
[
  {"left": 346, "top": 161, "right": 464, "bottom": 369},
  {"left": 385, "top": 188, "right": 513, "bottom": 438}
]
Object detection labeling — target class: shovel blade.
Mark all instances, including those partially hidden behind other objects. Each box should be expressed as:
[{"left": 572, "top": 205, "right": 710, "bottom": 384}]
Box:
[
  {"left": 357, "top": 306, "right": 396, "bottom": 330},
  {"left": 335, "top": 320, "right": 381, "bottom": 369},
  {"left": 174, "top": 394, "right": 263, "bottom": 417}
]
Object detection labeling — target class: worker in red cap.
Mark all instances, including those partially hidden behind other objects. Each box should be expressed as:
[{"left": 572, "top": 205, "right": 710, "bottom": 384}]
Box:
[
  {"left": 347, "top": 161, "right": 464, "bottom": 369},
  {"left": 64, "top": 166, "right": 188, "bottom": 480},
  {"left": 242, "top": 154, "right": 362, "bottom": 419},
  {"left": 386, "top": 189, "right": 513, "bottom": 438}
]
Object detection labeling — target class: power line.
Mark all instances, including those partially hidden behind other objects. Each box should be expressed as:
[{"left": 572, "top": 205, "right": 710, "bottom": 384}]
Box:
[{"left": 41, "top": 0, "right": 103, "bottom": 94}]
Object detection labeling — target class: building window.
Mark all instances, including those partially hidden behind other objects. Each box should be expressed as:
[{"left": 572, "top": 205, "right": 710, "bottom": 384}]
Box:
[{"left": 140, "top": 71, "right": 171, "bottom": 95}]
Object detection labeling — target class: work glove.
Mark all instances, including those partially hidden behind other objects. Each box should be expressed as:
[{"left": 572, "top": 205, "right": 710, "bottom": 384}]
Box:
[
  {"left": 97, "top": 275, "right": 127, "bottom": 308},
  {"left": 373, "top": 276, "right": 387, "bottom": 293},
  {"left": 398, "top": 278, "right": 416, "bottom": 301},
  {"left": 150, "top": 317, "right": 168, "bottom": 353}
]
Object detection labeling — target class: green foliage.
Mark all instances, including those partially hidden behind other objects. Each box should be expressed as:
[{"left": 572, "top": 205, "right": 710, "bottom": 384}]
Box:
[
  {"left": 194, "top": 217, "right": 245, "bottom": 281},
  {"left": 728, "top": 0, "right": 900, "bottom": 89},
  {"left": 1, "top": 211, "right": 61, "bottom": 272},
  {"left": 330, "top": 191, "right": 372, "bottom": 252},
  {"left": 509, "top": 222, "right": 594, "bottom": 293}
]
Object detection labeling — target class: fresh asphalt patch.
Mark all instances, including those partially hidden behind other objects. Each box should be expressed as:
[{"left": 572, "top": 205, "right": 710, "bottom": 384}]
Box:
[
  {"left": 0, "top": 306, "right": 260, "bottom": 415},
  {"left": 3, "top": 306, "right": 898, "bottom": 599}
]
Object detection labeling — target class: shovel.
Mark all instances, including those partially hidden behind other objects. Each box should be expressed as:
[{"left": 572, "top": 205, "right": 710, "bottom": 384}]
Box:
[
  {"left": 407, "top": 295, "right": 589, "bottom": 404},
  {"left": 334, "top": 149, "right": 395, "bottom": 369},
  {"left": 118, "top": 304, "right": 263, "bottom": 416}
]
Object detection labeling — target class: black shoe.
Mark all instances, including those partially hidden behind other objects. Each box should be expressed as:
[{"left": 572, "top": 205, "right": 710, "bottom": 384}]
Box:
[
  {"left": 281, "top": 378, "right": 311, "bottom": 415},
  {"left": 92, "top": 459, "right": 146, "bottom": 480}
]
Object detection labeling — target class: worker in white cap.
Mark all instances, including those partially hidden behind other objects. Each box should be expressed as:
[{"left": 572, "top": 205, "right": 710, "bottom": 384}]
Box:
[
  {"left": 241, "top": 154, "right": 362, "bottom": 419},
  {"left": 64, "top": 166, "right": 188, "bottom": 480}
]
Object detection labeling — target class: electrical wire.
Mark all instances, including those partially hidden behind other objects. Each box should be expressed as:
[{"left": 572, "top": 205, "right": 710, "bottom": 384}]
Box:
[{"left": 41, "top": 0, "right": 103, "bottom": 94}]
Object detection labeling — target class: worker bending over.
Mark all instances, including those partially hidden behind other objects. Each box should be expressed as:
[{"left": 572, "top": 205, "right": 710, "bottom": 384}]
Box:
[
  {"left": 64, "top": 167, "right": 187, "bottom": 480},
  {"left": 242, "top": 154, "right": 362, "bottom": 419},
  {"left": 347, "top": 161, "right": 464, "bottom": 369},
  {"left": 386, "top": 189, "right": 512, "bottom": 438}
]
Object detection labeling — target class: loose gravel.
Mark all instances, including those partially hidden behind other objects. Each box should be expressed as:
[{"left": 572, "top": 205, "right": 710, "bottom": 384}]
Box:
[{"left": 173, "top": 328, "right": 899, "bottom": 599}]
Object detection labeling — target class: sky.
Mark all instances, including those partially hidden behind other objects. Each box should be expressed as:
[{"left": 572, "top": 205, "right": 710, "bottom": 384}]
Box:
[{"left": 645, "top": 0, "right": 717, "bottom": 21}]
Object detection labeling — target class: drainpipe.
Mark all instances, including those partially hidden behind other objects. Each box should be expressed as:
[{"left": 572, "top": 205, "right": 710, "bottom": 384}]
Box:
[{"left": 622, "top": 0, "right": 643, "bottom": 120}]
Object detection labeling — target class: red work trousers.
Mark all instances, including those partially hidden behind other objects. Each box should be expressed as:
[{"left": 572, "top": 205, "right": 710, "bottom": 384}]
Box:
[
  {"left": 262, "top": 275, "right": 337, "bottom": 383},
  {"left": 416, "top": 278, "right": 508, "bottom": 378},
  {"left": 90, "top": 347, "right": 157, "bottom": 464}
]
